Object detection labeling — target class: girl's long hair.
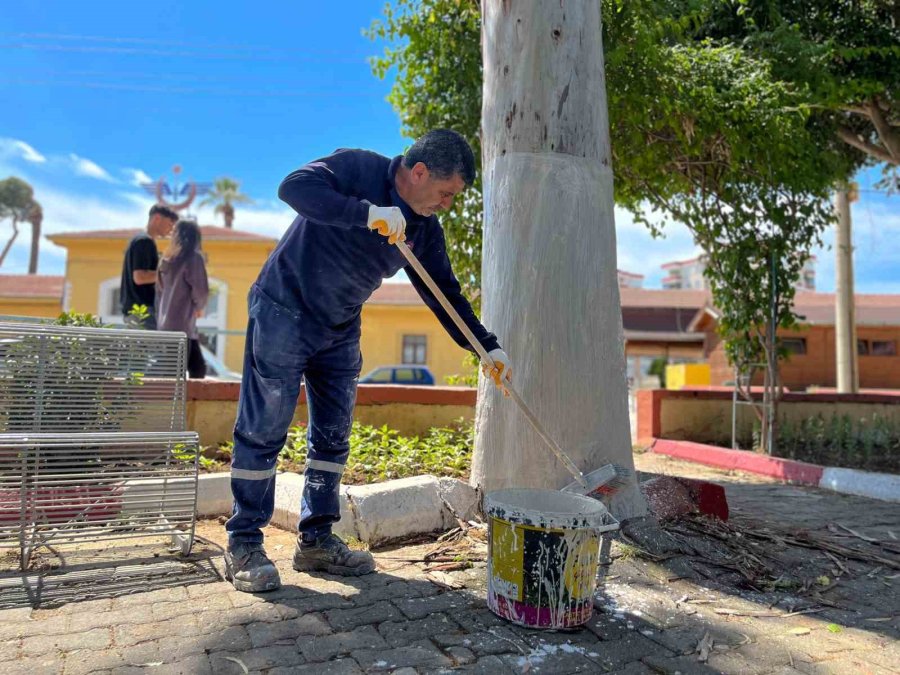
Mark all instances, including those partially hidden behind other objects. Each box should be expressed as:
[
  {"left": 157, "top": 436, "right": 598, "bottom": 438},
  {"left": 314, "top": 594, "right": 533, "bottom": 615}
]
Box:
[{"left": 164, "top": 219, "right": 202, "bottom": 262}]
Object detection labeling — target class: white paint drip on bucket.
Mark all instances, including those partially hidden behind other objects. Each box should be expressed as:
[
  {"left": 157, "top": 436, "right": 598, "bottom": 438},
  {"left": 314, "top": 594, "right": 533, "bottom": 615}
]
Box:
[{"left": 485, "top": 488, "right": 617, "bottom": 629}]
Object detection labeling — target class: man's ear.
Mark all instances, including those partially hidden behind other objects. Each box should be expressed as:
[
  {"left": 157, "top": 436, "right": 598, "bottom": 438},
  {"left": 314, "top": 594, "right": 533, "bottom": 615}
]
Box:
[{"left": 411, "top": 162, "right": 430, "bottom": 183}]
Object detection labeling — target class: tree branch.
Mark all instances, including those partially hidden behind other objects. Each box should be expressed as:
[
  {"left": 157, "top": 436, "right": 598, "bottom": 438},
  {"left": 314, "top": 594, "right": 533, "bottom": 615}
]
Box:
[
  {"left": 0, "top": 219, "right": 20, "bottom": 268},
  {"left": 868, "top": 97, "right": 900, "bottom": 161},
  {"left": 836, "top": 126, "right": 898, "bottom": 165}
]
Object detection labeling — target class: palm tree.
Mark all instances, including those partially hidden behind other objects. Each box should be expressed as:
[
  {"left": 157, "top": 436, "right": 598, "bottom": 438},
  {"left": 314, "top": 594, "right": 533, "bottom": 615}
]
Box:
[
  {"left": 27, "top": 201, "right": 42, "bottom": 274},
  {"left": 200, "top": 178, "right": 252, "bottom": 229}
]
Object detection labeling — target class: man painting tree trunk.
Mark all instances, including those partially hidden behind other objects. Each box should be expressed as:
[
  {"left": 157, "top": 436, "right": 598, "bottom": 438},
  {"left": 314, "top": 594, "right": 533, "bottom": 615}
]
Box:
[{"left": 474, "top": 1, "right": 647, "bottom": 519}]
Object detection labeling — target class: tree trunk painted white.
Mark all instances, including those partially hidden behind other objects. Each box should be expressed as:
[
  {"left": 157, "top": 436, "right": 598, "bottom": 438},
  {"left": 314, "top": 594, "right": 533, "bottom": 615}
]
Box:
[
  {"left": 834, "top": 187, "right": 859, "bottom": 393},
  {"left": 473, "top": 0, "right": 647, "bottom": 519}
]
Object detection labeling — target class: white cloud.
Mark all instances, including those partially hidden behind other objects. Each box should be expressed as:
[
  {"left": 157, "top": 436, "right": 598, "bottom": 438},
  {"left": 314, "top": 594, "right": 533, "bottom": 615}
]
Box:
[
  {"left": 0, "top": 137, "right": 46, "bottom": 163},
  {"left": 68, "top": 154, "right": 116, "bottom": 182},
  {"left": 614, "top": 206, "right": 702, "bottom": 287},
  {"left": 123, "top": 168, "right": 153, "bottom": 187}
]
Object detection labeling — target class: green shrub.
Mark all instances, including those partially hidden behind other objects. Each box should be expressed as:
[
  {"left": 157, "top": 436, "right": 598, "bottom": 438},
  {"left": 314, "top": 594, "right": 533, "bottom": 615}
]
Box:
[
  {"left": 777, "top": 413, "right": 900, "bottom": 473},
  {"left": 213, "top": 420, "right": 474, "bottom": 483}
]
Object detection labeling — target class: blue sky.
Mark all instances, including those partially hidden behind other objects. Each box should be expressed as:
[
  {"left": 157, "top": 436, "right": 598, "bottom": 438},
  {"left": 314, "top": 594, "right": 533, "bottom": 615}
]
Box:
[{"left": 0, "top": 0, "right": 897, "bottom": 292}]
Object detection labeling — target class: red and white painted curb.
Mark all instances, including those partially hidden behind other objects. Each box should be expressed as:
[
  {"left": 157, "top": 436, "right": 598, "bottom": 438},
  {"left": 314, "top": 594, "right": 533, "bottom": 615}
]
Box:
[{"left": 649, "top": 438, "right": 900, "bottom": 503}]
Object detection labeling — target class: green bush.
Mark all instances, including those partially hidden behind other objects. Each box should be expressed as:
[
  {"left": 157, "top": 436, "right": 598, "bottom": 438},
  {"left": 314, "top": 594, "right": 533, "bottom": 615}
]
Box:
[
  {"left": 213, "top": 420, "right": 474, "bottom": 484},
  {"left": 777, "top": 414, "right": 900, "bottom": 473}
]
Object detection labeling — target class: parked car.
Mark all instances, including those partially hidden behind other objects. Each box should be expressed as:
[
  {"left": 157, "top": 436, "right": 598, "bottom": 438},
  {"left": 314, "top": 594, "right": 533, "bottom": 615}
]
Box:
[{"left": 359, "top": 365, "right": 435, "bottom": 385}]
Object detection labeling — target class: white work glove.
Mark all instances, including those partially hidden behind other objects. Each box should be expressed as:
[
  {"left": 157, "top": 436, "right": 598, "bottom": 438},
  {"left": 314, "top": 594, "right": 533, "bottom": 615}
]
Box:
[
  {"left": 483, "top": 348, "right": 512, "bottom": 392},
  {"left": 367, "top": 205, "right": 406, "bottom": 245}
]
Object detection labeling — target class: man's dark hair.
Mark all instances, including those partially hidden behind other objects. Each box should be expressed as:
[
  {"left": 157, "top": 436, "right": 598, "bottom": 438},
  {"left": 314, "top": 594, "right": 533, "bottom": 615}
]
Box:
[
  {"left": 149, "top": 204, "right": 179, "bottom": 221},
  {"left": 403, "top": 129, "right": 476, "bottom": 186}
]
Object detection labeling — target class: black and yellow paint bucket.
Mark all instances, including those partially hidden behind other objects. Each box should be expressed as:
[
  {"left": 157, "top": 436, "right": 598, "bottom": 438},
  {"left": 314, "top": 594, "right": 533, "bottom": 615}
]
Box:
[{"left": 486, "top": 488, "right": 614, "bottom": 629}]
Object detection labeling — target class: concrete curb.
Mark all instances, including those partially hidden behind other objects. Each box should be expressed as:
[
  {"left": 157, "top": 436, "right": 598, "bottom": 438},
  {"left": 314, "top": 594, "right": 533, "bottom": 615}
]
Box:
[
  {"left": 195, "top": 472, "right": 478, "bottom": 546},
  {"left": 649, "top": 438, "right": 900, "bottom": 503}
]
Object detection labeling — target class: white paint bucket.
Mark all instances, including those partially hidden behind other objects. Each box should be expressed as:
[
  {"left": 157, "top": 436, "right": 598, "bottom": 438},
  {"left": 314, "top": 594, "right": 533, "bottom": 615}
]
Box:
[{"left": 485, "top": 488, "right": 616, "bottom": 629}]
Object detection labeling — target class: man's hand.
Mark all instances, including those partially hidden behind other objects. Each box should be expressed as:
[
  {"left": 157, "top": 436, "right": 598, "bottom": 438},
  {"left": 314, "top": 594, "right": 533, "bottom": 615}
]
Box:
[
  {"left": 367, "top": 205, "right": 406, "bottom": 245},
  {"left": 483, "top": 348, "right": 512, "bottom": 392}
]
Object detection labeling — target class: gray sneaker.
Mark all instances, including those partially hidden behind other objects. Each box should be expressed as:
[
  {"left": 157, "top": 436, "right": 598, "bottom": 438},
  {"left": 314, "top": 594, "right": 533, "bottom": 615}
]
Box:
[
  {"left": 225, "top": 543, "right": 281, "bottom": 593},
  {"left": 293, "top": 533, "right": 376, "bottom": 576}
]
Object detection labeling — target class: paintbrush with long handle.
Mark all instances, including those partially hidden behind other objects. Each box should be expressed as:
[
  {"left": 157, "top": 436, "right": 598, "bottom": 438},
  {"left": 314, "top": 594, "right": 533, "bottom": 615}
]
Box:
[{"left": 393, "top": 238, "right": 628, "bottom": 498}]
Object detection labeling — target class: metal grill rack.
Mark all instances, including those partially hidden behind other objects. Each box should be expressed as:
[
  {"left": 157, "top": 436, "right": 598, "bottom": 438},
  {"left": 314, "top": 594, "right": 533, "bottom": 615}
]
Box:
[{"left": 0, "top": 322, "right": 199, "bottom": 569}]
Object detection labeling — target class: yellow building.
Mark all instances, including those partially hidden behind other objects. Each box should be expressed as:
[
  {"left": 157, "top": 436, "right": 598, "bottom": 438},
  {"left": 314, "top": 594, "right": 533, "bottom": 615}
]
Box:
[
  {"left": 0, "top": 275, "right": 64, "bottom": 318},
  {"left": 362, "top": 284, "right": 471, "bottom": 383},
  {"left": 2, "top": 227, "right": 472, "bottom": 382},
  {"left": 46, "top": 226, "right": 276, "bottom": 372}
]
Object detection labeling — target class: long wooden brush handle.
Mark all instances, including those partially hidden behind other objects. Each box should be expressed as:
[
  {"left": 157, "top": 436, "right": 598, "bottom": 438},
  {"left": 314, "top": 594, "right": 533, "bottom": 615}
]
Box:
[{"left": 395, "top": 239, "right": 589, "bottom": 490}]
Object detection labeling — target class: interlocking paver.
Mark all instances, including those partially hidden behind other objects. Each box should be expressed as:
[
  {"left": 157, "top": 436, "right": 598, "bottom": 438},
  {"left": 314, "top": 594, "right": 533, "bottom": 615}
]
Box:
[
  {"left": 2, "top": 612, "right": 69, "bottom": 639},
  {"left": 209, "top": 646, "right": 305, "bottom": 672},
  {"left": 351, "top": 580, "right": 428, "bottom": 605},
  {"left": 274, "top": 592, "right": 354, "bottom": 617},
  {"left": 62, "top": 648, "right": 128, "bottom": 675},
  {"left": 640, "top": 653, "right": 724, "bottom": 674},
  {"left": 3, "top": 654, "right": 63, "bottom": 675},
  {"left": 393, "top": 589, "right": 478, "bottom": 619},
  {"left": 228, "top": 599, "right": 283, "bottom": 624},
  {"left": 197, "top": 624, "right": 253, "bottom": 653},
  {"left": 21, "top": 627, "right": 111, "bottom": 657},
  {"left": 351, "top": 639, "right": 453, "bottom": 670},
  {"left": 431, "top": 624, "right": 523, "bottom": 656},
  {"left": 500, "top": 650, "right": 599, "bottom": 673},
  {"left": 326, "top": 600, "right": 405, "bottom": 631},
  {"left": 445, "top": 645, "right": 476, "bottom": 665},
  {"left": 110, "top": 655, "right": 212, "bottom": 675},
  {"left": 269, "top": 658, "right": 363, "bottom": 675},
  {"left": 70, "top": 608, "right": 157, "bottom": 633},
  {"left": 247, "top": 613, "right": 331, "bottom": 647},
  {"left": 299, "top": 624, "right": 387, "bottom": 662},
  {"left": 111, "top": 616, "right": 198, "bottom": 647},
  {"left": 377, "top": 612, "right": 460, "bottom": 647},
  {"left": 464, "top": 655, "right": 518, "bottom": 674},
  {"left": 605, "top": 663, "right": 657, "bottom": 674},
  {"left": 3, "top": 455, "right": 898, "bottom": 675}
]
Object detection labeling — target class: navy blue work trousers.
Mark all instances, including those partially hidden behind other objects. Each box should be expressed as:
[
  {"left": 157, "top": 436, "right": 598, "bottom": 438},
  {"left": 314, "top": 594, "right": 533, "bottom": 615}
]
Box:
[{"left": 226, "top": 285, "right": 361, "bottom": 547}]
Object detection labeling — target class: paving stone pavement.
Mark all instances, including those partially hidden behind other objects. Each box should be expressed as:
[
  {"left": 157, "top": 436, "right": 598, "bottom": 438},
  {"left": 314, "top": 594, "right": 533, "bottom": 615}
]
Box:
[{"left": 0, "top": 455, "right": 897, "bottom": 674}]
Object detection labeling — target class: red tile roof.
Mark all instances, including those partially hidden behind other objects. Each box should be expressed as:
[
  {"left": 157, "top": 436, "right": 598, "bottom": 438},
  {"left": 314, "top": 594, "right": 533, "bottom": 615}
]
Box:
[
  {"left": 793, "top": 292, "right": 900, "bottom": 326},
  {"left": 619, "top": 288, "right": 710, "bottom": 309},
  {"left": 0, "top": 274, "right": 64, "bottom": 299},
  {"left": 47, "top": 226, "right": 276, "bottom": 243}
]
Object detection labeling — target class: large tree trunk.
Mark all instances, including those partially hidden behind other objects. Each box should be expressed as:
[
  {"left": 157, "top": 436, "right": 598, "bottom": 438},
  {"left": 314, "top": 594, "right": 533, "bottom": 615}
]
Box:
[
  {"left": 224, "top": 204, "right": 234, "bottom": 229},
  {"left": 834, "top": 186, "right": 859, "bottom": 393},
  {"left": 28, "top": 218, "right": 41, "bottom": 274},
  {"left": 474, "top": 0, "right": 647, "bottom": 519}
]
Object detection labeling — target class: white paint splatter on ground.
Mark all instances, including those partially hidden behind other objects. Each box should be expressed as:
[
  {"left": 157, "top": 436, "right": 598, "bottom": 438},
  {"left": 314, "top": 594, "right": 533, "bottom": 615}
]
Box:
[{"left": 515, "top": 642, "right": 601, "bottom": 669}]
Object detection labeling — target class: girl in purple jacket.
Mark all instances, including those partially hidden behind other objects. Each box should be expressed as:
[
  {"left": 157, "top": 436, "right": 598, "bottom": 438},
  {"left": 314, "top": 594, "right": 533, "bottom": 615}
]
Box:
[{"left": 156, "top": 219, "right": 209, "bottom": 379}]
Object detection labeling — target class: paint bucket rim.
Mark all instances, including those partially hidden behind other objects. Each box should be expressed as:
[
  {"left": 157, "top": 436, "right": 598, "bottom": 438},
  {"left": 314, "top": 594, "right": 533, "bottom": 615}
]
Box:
[{"left": 485, "top": 487, "right": 610, "bottom": 530}]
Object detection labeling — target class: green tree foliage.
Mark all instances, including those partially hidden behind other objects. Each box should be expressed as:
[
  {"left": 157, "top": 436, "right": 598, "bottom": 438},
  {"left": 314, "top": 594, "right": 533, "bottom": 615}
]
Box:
[
  {"left": 705, "top": 0, "right": 900, "bottom": 178},
  {"left": 367, "top": 0, "right": 483, "bottom": 299},
  {"left": 367, "top": 0, "right": 896, "bottom": 449}
]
